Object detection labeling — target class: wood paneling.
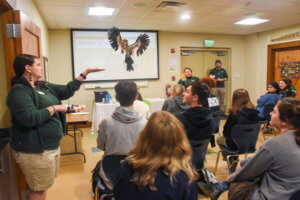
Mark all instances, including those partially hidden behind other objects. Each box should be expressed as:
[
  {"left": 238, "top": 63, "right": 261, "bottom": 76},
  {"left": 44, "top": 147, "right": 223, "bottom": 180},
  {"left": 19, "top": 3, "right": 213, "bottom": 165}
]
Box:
[
  {"left": 268, "top": 41, "right": 300, "bottom": 99},
  {"left": 0, "top": 0, "right": 13, "bottom": 13},
  {"left": 2, "top": 10, "right": 42, "bottom": 91}
]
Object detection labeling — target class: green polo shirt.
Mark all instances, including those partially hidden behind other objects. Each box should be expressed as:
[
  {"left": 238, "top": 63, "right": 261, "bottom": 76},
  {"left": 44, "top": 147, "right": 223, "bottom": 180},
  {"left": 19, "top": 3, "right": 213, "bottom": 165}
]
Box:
[
  {"left": 178, "top": 76, "right": 199, "bottom": 88},
  {"left": 209, "top": 68, "right": 228, "bottom": 88}
]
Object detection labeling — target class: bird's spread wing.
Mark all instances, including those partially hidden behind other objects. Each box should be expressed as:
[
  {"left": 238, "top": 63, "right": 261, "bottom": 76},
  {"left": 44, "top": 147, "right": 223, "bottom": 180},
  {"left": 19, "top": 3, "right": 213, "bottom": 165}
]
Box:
[
  {"left": 129, "top": 34, "right": 150, "bottom": 56},
  {"left": 107, "top": 27, "right": 123, "bottom": 51}
]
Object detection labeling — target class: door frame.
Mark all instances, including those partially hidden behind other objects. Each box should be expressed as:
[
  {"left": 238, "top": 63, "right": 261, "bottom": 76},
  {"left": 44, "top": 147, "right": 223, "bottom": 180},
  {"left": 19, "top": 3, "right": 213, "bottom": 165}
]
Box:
[
  {"left": 0, "top": 0, "right": 13, "bottom": 14},
  {"left": 267, "top": 40, "right": 300, "bottom": 86},
  {"left": 1, "top": 10, "right": 42, "bottom": 91}
]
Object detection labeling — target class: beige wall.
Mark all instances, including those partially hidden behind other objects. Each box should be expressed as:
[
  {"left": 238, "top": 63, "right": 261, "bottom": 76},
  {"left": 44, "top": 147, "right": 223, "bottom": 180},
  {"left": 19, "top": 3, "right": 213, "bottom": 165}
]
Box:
[
  {"left": 244, "top": 24, "right": 300, "bottom": 103},
  {"left": 49, "top": 30, "right": 246, "bottom": 119},
  {"left": 16, "top": 0, "right": 49, "bottom": 57}
]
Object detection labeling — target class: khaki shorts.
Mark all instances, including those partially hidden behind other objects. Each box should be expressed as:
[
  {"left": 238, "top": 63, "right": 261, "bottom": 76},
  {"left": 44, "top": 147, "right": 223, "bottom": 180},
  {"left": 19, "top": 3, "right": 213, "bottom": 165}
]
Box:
[{"left": 14, "top": 148, "right": 60, "bottom": 191}]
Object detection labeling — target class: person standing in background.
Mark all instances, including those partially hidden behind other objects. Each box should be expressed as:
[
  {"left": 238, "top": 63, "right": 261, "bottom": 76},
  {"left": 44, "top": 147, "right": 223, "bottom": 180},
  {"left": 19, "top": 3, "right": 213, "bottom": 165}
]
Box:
[
  {"left": 178, "top": 67, "right": 199, "bottom": 88},
  {"left": 209, "top": 60, "right": 228, "bottom": 117}
]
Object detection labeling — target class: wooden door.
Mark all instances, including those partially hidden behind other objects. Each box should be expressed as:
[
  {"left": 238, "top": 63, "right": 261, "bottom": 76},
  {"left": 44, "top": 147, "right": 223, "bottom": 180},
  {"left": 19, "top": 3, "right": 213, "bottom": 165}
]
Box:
[
  {"left": 2, "top": 10, "right": 42, "bottom": 91},
  {"left": 180, "top": 49, "right": 231, "bottom": 110},
  {"left": 203, "top": 51, "right": 231, "bottom": 110},
  {"left": 275, "top": 47, "right": 300, "bottom": 99},
  {"left": 181, "top": 51, "right": 204, "bottom": 78},
  {"left": 268, "top": 41, "right": 300, "bottom": 100},
  {"left": 1, "top": 10, "right": 42, "bottom": 200}
]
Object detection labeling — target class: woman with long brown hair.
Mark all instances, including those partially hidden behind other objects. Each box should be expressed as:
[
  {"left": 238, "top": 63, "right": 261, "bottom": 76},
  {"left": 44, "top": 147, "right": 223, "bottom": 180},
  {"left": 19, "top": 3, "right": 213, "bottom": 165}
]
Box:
[
  {"left": 113, "top": 111, "right": 198, "bottom": 200},
  {"left": 217, "top": 89, "right": 258, "bottom": 172}
]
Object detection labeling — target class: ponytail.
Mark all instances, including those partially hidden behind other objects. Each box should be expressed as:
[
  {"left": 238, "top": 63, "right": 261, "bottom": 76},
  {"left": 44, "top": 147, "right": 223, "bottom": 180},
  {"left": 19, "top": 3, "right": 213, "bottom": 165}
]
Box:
[{"left": 11, "top": 75, "right": 21, "bottom": 86}]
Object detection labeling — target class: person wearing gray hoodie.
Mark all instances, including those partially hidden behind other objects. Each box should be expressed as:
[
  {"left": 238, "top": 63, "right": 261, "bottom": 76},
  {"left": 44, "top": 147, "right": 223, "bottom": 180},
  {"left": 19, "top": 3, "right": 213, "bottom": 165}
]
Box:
[
  {"left": 162, "top": 84, "right": 189, "bottom": 115},
  {"left": 97, "top": 81, "right": 147, "bottom": 156}
]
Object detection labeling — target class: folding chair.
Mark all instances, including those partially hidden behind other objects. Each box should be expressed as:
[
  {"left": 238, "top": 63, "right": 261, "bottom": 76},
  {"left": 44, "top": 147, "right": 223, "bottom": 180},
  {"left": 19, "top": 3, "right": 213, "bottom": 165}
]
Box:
[
  {"left": 259, "top": 103, "right": 276, "bottom": 140},
  {"left": 93, "top": 154, "right": 126, "bottom": 200},
  {"left": 214, "top": 124, "right": 260, "bottom": 174}
]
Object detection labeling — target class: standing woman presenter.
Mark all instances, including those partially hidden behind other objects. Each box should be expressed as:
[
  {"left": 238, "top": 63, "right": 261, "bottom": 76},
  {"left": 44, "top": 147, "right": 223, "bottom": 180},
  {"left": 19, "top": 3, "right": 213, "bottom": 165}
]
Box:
[
  {"left": 178, "top": 67, "right": 199, "bottom": 88},
  {"left": 7, "top": 54, "right": 103, "bottom": 200}
]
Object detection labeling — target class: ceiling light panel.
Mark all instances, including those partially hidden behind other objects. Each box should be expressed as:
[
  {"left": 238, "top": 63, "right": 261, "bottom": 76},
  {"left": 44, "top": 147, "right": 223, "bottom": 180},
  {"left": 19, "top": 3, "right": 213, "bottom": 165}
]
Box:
[
  {"left": 235, "top": 17, "right": 269, "bottom": 25},
  {"left": 88, "top": 7, "right": 115, "bottom": 16}
]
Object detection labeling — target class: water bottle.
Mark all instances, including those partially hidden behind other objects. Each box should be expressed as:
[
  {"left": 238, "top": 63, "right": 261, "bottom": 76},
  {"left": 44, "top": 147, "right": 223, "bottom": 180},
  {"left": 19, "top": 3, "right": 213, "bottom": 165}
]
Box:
[{"left": 105, "top": 93, "right": 110, "bottom": 103}]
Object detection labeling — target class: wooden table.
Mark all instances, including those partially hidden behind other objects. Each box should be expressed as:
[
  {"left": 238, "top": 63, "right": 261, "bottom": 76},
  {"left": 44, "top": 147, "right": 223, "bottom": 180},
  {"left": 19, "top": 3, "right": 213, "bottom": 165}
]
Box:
[{"left": 61, "top": 113, "right": 88, "bottom": 162}]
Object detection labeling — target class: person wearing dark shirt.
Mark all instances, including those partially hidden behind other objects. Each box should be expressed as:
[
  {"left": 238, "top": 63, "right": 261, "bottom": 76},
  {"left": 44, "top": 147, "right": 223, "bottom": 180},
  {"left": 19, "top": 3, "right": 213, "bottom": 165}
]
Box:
[
  {"left": 178, "top": 67, "right": 199, "bottom": 88},
  {"left": 217, "top": 89, "right": 258, "bottom": 173},
  {"left": 218, "top": 89, "right": 258, "bottom": 151},
  {"left": 176, "top": 82, "right": 215, "bottom": 169},
  {"left": 209, "top": 60, "right": 228, "bottom": 116},
  {"left": 7, "top": 54, "right": 102, "bottom": 200},
  {"left": 200, "top": 77, "right": 221, "bottom": 147},
  {"left": 113, "top": 111, "right": 198, "bottom": 200}
]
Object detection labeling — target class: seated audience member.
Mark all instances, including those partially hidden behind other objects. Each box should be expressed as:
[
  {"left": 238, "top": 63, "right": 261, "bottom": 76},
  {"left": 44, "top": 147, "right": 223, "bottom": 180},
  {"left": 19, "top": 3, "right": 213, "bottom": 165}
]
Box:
[
  {"left": 217, "top": 89, "right": 258, "bottom": 172},
  {"left": 176, "top": 82, "right": 215, "bottom": 168},
  {"left": 218, "top": 89, "right": 258, "bottom": 150},
  {"left": 199, "top": 98, "right": 300, "bottom": 200},
  {"left": 113, "top": 111, "right": 198, "bottom": 200},
  {"left": 256, "top": 81, "right": 281, "bottom": 120},
  {"left": 162, "top": 84, "right": 189, "bottom": 115},
  {"left": 133, "top": 92, "right": 150, "bottom": 118},
  {"left": 199, "top": 77, "right": 221, "bottom": 147},
  {"left": 279, "top": 78, "right": 296, "bottom": 98},
  {"left": 97, "top": 81, "right": 147, "bottom": 156},
  {"left": 199, "top": 77, "right": 220, "bottom": 114},
  {"left": 178, "top": 67, "right": 199, "bottom": 88}
]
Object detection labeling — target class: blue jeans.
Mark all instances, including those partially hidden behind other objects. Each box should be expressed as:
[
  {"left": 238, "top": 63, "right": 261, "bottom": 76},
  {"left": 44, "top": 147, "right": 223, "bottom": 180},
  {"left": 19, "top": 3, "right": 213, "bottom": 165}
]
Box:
[{"left": 219, "top": 181, "right": 230, "bottom": 192}]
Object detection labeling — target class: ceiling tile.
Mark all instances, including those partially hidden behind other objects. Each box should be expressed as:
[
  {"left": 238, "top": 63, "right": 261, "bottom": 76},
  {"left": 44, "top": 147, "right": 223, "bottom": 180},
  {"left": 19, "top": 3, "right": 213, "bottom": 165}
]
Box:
[{"left": 33, "top": 0, "right": 300, "bottom": 35}]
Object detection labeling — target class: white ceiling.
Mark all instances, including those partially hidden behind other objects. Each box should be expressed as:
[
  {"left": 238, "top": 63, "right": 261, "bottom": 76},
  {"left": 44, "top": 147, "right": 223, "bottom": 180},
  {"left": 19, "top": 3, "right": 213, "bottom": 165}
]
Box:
[{"left": 33, "top": 0, "right": 300, "bottom": 35}]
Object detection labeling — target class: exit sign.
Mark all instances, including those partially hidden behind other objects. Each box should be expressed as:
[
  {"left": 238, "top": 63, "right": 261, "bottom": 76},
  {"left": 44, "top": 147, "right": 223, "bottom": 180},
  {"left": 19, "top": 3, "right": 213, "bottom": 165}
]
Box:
[{"left": 204, "top": 40, "right": 214, "bottom": 47}]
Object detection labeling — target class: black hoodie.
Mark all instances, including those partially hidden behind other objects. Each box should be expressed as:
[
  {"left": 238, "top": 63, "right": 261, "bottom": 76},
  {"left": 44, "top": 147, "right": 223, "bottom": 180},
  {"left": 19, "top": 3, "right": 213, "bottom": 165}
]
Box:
[
  {"left": 223, "top": 107, "right": 259, "bottom": 150},
  {"left": 176, "top": 107, "right": 215, "bottom": 147}
]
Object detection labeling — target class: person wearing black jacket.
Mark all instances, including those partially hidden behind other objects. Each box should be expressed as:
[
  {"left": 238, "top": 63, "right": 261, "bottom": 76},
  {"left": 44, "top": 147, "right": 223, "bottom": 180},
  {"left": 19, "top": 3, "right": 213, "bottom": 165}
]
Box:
[
  {"left": 217, "top": 89, "right": 258, "bottom": 173},
  {"left": 176, "top": 82, "right": 215, "bottom": 169}
]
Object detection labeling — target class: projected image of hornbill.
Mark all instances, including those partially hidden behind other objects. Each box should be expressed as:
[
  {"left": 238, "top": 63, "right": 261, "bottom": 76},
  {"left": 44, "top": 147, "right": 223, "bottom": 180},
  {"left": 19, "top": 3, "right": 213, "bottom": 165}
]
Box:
[{"left": 107, "top": 27, "right": 150, "bottom": 71}]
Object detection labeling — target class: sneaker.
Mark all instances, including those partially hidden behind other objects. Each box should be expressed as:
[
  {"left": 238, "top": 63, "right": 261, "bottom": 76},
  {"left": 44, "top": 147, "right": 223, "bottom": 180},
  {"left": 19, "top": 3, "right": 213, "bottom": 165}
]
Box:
[{"left": 197, "top": 182, "right": 222, "bottom": 200}]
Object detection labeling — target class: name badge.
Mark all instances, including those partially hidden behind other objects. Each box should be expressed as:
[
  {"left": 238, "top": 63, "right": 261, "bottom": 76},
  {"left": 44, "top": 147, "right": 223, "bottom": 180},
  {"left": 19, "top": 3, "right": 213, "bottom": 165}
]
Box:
[{"left": 36, "top": 91, "right": 45, "bottom": 95}]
